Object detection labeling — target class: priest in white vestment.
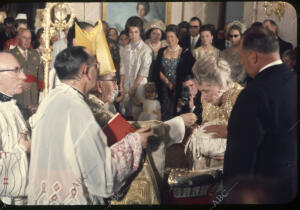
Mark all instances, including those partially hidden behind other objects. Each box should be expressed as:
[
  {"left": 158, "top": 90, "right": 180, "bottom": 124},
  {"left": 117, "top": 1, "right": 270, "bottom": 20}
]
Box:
[
  {"left": 0, "top": 52, "right": 31, "bottom": 205},
  {"left": 73, "top": 21, "right": 197, "bottom": 202},
  {"left": 27, "top": 46, "right": 154, "bottom": 205}
]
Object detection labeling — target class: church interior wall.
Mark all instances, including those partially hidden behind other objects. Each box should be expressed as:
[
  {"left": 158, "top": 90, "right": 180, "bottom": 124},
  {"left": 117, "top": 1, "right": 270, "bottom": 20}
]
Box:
[{"left": 0, "top": 2, "right": 297, "bottom": 47}]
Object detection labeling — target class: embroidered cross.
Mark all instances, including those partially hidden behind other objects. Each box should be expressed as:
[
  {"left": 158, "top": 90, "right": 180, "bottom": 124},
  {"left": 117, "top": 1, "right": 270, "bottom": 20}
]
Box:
[{"left": 3, "top": 177, "right": 8, "bottom": 185}]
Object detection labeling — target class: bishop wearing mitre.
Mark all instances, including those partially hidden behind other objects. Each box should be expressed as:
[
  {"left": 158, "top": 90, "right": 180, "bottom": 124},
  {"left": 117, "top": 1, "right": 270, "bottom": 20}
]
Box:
[{"left": 75, "top": 20, "right": 197, "bottom": 204}]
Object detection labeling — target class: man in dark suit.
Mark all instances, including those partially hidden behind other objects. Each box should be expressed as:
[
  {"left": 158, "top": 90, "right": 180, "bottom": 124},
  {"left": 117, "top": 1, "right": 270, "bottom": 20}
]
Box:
[
  {"left": 179, "top": 17, "right": 202, "bottom": 51},
  {"left": 263, "top": 19, "right": 293, "bottom": 57},
  {"left": 223, "top": 27, "right": 297, "bottom": 203},
  {"left": 177, "top": 74, "right": 202, "bottom": 125},
  {"left": 0, "top": 17, "right": 15, "bottom": 50}
]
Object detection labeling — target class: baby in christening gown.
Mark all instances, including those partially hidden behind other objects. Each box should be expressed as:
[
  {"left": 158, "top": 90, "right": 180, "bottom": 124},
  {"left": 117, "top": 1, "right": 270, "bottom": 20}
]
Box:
[
  {"left": 184, "top": 119, "right": 227, "bottom": 171},
  {"left": 131, "top": 82, "right": 161, "bottom": 121}
]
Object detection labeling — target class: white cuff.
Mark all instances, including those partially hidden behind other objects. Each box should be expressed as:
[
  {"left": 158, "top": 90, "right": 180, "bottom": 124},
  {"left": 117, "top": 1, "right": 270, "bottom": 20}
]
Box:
[{"left": 164, "top": 116, "right": 185, "bottom": 148}]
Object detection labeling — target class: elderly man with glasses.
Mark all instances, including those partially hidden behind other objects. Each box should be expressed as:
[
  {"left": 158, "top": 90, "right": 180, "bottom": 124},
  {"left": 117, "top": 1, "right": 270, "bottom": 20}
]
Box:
[{"left": 0, "top": 52, "right": 31, "bottom": 205}]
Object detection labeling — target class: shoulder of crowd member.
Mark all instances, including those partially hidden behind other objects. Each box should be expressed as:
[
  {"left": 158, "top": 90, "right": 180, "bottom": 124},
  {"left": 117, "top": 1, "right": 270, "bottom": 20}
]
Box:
[
  {"left": 157, "top": 46, "right": 168, "bottom": 58},
  {"left": 142, "top": 40, "right": 152, "bottom": 53}
]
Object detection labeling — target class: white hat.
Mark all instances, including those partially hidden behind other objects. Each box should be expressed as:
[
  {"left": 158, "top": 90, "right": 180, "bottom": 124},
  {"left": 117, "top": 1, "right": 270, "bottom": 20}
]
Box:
[
  {"left": 145, "top": 19, "right": 166, "bottom": 33},
  {"left": 16, "top": 13, "right": 27, "bottom": 20}
]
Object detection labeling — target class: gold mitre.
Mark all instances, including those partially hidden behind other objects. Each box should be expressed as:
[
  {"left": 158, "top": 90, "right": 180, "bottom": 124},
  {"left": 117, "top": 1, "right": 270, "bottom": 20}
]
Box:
[{"left": 75, "top": 20, "right": 116, "bottom": 76}]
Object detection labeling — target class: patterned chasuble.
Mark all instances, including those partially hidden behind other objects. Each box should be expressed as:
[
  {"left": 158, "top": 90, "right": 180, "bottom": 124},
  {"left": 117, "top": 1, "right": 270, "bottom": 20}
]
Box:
[{"left": 86, "top": 94, "right": 160, "bottom": 204}]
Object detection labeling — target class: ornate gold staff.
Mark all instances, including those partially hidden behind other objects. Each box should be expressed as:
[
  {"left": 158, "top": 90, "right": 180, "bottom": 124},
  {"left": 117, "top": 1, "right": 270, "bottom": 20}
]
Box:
[{"left": 41, "top": 3, "right": 75, "bottom": 96}]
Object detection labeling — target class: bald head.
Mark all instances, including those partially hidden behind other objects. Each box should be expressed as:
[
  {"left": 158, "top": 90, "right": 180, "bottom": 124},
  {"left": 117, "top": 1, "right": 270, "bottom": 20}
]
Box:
[
  {"left": 0, "top": 52, "right": 20, "bottom": 69},
  {"left": 0, "top": 52, "right": 26, "bottom": 96}
]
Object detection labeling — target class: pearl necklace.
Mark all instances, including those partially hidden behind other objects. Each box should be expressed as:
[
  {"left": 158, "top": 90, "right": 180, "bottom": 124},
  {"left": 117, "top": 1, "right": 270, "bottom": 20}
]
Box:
[
  {"left": 149, "top": 41, "right": 161, "bottom": 50},
  {"left": 168, "top": 45, "right": 180, "bottom": 52}
]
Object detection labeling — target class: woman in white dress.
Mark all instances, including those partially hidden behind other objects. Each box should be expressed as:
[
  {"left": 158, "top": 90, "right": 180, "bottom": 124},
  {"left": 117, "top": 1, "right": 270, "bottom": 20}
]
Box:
[
  {"left": 119, "top": 18, "right": 152, "bottom": 120},
  {"left": 185, "top": 56, "right": 243, "bottom": 171}
]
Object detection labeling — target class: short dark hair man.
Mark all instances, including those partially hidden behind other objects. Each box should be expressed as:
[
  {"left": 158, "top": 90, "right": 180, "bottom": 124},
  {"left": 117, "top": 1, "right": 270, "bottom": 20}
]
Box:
[
  {"left": 177, "top": 74, "right": 202, "bottom": 125},
  {"left": 223, "top": 27, "right": 297, "bottom": 203},
  {"left": 0, "top": 17, "right": 15, "bottom": 50},
  {"left": 263, "top": 19, "right": 293, "bottom": 57},
  {"left": 179, "top": 16, "right": 202, "bottom": 50},
  {"left": 27, "top": 46, "right": 153, "bottom": 205}
]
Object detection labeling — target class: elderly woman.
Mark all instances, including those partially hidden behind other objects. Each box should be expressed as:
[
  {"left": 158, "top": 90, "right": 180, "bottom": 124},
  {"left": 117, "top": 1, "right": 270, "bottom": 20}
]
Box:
[
  {"left": 153, "top": 24, "right": 195, "bottom": 121},
  {"left": 184, "top": 55, "right": 243, "bottom": 170},
  {"left": 144, "top": 19, "right": 168, "bottom": 81},
  {"left": 119, "top": 17, "right": 152, "bottom": 120},
  {"left": 220, "top": 20, "right": 247, "bottom": 86},
  {"left": 192, "top": 24, "right": 220, "bottom": 61}
]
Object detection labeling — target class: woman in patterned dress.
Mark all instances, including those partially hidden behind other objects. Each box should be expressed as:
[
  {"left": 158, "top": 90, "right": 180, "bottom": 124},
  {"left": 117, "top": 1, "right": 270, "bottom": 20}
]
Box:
[{"left": 153, "top": 24, "right": 195, "bottom": 121}]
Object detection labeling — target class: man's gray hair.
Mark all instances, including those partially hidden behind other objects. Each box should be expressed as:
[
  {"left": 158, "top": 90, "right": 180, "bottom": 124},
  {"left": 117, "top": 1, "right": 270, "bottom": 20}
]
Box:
[{"left": 242, "top": 27, "right": 279, "bottom": 54}]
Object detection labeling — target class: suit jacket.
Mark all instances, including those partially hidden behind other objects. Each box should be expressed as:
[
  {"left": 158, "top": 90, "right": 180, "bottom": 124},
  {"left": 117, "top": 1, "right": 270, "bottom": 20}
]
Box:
[
  {"left": 0, "top": 30, "right": 14, "bottom": 50},
  {"left": 178, "top": 91, "right": 202, "bottom": 125},
  {"left": 9, "top": 47, "right": 43, "bottom": 120},
  {"left": 278, "top": 37, "right": 293, "bottom": 56},
  {"left": 179, "top": 35, "right": 201, "bottom": 51},
  {"left": 223, "top": 63, "right": 297, "bottom": 202}
]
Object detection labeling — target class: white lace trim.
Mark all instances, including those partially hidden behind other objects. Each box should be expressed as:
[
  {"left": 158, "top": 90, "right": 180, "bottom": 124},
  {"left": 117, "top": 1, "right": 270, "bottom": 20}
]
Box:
[{"left": 184, "top": 121, "right": 227, "bottom": 161}]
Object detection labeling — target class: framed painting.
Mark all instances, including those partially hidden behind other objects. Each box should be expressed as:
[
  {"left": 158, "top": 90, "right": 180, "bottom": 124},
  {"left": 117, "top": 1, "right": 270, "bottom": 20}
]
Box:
[{"left": 102, "top": 2, "right": 171, "bottom": 32}]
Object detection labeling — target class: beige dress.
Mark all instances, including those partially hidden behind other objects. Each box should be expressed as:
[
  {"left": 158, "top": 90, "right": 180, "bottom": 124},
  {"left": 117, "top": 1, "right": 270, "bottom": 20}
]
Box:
[
  {"left": 192, "top": 45, "right": 220, "bottom": 61},
  {"left": 185, "top": 83, "right": 243, "bottom": 170}
]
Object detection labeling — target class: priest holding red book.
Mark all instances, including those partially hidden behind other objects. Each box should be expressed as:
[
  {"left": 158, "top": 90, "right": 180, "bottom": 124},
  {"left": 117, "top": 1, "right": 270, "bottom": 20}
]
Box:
[{"left": 27, "top": 20, "right": 154, "bottom": 205}]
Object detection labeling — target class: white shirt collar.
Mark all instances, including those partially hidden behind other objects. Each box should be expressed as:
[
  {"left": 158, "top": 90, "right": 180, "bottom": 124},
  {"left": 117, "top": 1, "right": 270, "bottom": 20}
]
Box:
[
  {"left": 17, "top": 46, "right": 28, "bottom": 57},
  {"left": 259, "top": 59, "right": 283, "bottom": 73},
  {"left": 191, "top": 34, "right": 200, "bottom": 42}
]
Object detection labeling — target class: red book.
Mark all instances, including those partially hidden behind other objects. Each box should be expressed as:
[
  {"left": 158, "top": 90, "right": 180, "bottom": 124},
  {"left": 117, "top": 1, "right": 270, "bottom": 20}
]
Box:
[{"left": 103, "top": 113, "right": 136, "bottom": 146}]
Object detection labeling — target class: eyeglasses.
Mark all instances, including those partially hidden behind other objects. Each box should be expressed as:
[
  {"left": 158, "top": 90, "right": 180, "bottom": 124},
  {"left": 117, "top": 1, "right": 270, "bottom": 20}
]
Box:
[
  {"left": 189, "top": 25, "right": 200, "bottom": 29},
  {"left": 0, "top": 66, "right": 23, "bottom": 73},
  {"left": 229, "top": 34, "right": 240, "bottom": 38}
]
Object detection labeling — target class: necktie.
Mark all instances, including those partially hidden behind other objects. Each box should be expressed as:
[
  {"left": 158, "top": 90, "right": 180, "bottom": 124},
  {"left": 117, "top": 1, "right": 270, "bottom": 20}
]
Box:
[
  {"left": 191, "top": 37, "right": 196, "bottom": 50},
  {"left": 24, "top": 50, "right": 28, "bottom": 60}
]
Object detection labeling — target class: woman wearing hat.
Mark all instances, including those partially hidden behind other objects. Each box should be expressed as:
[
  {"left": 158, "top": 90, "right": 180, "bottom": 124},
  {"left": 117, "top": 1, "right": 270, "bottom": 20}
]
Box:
[
  {"left": 144, "top": 19, "right": 167, "bottom": 82},
  {"left": 220, "top": 20, "right": 247, "bottom": 86}
]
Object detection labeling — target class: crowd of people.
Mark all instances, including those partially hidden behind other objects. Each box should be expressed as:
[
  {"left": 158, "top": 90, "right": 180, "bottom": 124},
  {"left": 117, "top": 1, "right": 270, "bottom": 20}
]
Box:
[{"left": 0, "top": 10, "right": 297, "bottom": 205}]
